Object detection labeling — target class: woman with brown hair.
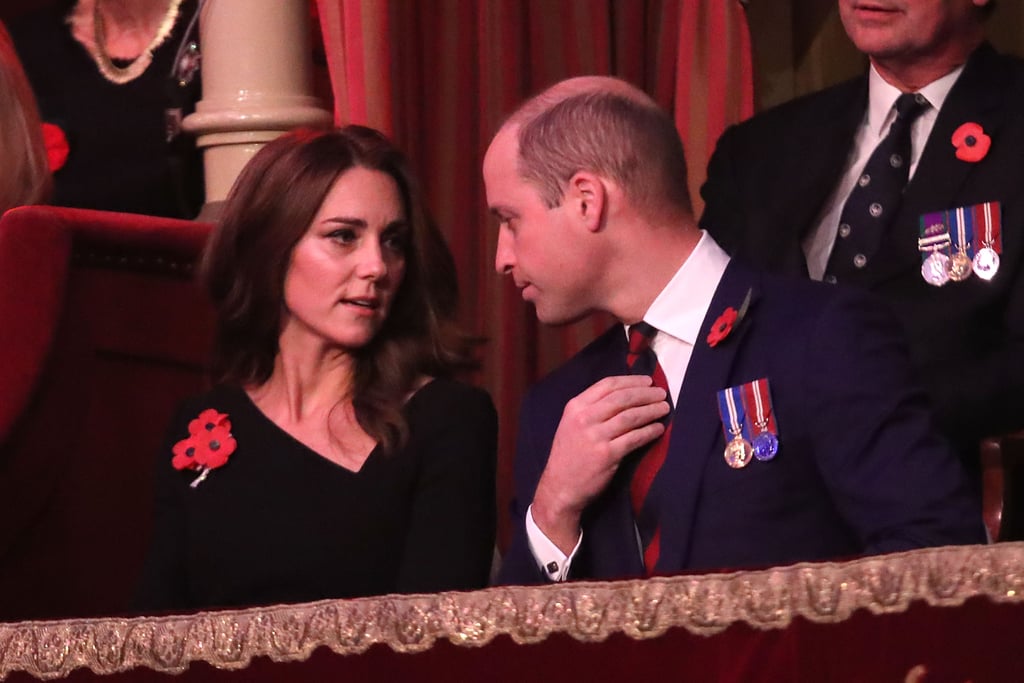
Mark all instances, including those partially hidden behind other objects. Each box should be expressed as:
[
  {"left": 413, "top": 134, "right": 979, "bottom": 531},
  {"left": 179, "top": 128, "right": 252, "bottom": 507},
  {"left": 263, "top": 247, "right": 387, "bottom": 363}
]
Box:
[
  {"left": 0, "top": 20, "right": 50, "bottom": 215},
  {"left": 136, "top": 126, "right": 497, "bottom": 610}
]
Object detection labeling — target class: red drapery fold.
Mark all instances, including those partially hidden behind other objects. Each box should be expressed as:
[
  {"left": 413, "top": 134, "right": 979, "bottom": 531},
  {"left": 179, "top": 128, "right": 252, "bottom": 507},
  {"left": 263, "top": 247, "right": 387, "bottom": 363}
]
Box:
[
  {"left": 315, "top": 0, "right": 754, "bottom": 548},
  {"left": 316, "top": 0, "right": 394, "bottom": 132}
]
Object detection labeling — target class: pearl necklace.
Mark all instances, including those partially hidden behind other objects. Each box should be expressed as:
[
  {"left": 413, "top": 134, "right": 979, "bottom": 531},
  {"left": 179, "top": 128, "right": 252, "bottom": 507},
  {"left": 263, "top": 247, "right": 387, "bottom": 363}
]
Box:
[{"left": 88, "top": 0, "right": 184, "bottom": 85}]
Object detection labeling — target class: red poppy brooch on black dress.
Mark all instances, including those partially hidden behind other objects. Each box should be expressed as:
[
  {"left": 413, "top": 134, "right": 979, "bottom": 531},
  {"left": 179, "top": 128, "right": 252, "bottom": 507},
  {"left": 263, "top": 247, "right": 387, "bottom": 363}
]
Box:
[{"left": 172, "top": 409, "right": 237, "bottom": 488}]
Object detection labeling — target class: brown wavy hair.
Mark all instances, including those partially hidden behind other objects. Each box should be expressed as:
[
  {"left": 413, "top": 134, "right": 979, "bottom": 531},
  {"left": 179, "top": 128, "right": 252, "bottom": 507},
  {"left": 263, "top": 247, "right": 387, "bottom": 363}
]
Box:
[{"left": 202, "top": 126, "right": 477, "bottom": 452}]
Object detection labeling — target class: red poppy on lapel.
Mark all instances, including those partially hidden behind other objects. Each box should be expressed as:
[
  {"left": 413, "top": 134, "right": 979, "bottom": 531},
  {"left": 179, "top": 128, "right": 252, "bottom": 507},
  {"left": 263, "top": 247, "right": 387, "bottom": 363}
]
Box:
[
  {"left": 707, "top": 307, "right": 738, "bottom": 347},
  {"left": 951, "top": 122, "right": 990, "bottom": 163},
  {"left": 41, "top": 123, "right": 69, "bottom": 172},
  {"left": 707, "top": 287, "right": 754, "bottom": 348},
  {"left": 172, "top": 408, "right": 237, "bottom": 487}
]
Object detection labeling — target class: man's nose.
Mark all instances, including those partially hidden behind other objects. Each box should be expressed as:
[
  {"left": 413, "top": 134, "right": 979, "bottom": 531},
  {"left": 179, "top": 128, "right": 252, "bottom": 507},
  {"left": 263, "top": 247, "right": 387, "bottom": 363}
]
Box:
[{"left": 494, "top": 228, "right": 514, "bottom": 275}]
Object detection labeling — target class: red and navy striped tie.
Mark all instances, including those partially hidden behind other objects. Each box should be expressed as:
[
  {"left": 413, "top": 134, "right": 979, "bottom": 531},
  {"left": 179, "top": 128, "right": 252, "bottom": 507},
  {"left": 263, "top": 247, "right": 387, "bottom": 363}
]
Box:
[{"left": 626, "top": 322, "right": 673, "bottom": 574}]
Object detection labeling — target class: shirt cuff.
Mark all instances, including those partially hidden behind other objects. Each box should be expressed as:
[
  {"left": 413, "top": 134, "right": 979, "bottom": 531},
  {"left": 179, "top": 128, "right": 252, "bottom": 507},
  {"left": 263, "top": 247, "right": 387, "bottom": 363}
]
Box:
[{"left": 525, "top": 504, "right": 582, "bottom": 581}]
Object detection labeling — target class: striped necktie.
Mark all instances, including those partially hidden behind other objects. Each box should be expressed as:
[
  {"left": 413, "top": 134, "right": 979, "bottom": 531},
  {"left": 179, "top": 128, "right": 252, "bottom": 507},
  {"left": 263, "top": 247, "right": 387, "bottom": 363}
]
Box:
[{"left": 626, "top": 321, "right": 673, "bottom": 574}]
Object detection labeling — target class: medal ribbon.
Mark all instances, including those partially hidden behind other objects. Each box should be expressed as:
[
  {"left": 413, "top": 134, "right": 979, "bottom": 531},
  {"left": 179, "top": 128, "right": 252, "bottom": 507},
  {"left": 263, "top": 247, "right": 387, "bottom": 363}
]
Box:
[
  {"left": 948, "top": 206, "right": 975, "bottom": 257},
  {"left": 741, "top": 378, "right": 777, "bottom": 435},
  {"left": 917, "top": 211, "right": 950, "bottom": 264},
  {"left": 716, "top": 385, "right": 748, "bottom": 443},
  {"left": 975, "top": 201, "right": 1002, "bottom": 253}
]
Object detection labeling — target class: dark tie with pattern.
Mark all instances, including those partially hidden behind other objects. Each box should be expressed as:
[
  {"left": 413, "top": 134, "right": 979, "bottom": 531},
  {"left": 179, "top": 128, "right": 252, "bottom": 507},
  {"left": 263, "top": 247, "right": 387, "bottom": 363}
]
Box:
[
  {"left": 825, "top": 92, "right": 929, "bottom": 283},
  {"left": 625, "top": 322, "right": 673, "bottom": 574}
]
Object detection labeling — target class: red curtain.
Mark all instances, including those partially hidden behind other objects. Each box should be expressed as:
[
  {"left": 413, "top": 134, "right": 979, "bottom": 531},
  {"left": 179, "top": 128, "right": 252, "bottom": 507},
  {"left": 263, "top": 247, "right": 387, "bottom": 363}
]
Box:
[{"left": 316, "top": 0, "right": 754, "bottom": 547}]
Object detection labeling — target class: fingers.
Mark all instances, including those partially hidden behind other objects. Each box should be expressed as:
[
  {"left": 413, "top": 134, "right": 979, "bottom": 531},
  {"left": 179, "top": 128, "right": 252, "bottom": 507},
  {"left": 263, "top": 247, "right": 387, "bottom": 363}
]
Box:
[
  {"left": 610, "top": 418, "right": 666, "bottom": 456},
  {"left": 537, "top": 375, "right": 673, "bottom": 527},
  {"left": 552, "top": 375, "right": 670, "bottom": 479},
  {"left": 563, "top": 374, "right": 670, "bottom": 438},
  {"left": 606, "top": 392, "right": 671, "bottom": 434},
  {"left": 579, "top": 374, "right": 661, "bottom": 402}
]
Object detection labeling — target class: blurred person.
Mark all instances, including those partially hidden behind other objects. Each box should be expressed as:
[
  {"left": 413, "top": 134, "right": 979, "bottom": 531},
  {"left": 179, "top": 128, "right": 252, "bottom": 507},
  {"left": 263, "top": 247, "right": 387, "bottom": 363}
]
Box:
[
  {"left": 10, "top": 0, "right": 203, "bottom": 217},
  {"left": 136, "top": 126, "right": 497, "bottom": 610},
  {"left": 701, "top": 0, "right": 1023, "bottom": 484}
]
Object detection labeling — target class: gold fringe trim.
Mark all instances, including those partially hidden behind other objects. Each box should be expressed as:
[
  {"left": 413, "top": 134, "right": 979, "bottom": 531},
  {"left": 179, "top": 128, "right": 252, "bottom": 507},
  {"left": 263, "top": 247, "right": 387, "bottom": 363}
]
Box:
[{"left": 2, "top": 542, "right": 1022, "bottom": 679}]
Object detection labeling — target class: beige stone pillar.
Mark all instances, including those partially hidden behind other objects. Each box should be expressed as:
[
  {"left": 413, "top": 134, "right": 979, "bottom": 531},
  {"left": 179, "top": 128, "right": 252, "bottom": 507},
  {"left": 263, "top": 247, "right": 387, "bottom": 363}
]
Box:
[{"left": 183, "top": 0, "right": 332, "bottom": 211}]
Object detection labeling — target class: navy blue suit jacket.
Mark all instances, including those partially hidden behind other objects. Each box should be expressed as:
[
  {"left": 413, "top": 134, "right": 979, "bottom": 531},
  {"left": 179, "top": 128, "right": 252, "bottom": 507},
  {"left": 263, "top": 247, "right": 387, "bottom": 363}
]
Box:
[
  {"left": 700, "top": 44, "right": 1024, "bottom": 468},
  {"left": 498, "top": 261, "right": 985, "bottom": 584}
]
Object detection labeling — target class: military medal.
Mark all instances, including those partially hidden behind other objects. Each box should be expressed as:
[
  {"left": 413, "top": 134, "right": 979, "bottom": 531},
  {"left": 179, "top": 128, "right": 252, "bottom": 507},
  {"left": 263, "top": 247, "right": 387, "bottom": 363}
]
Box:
[
  {"left": 743, "top": 378, "right": 779, "bottom": 462},
  {"left": 751, "top": 432, "right": 778, "bottom": 461},
  {"left": 921, "top": 251, "right": 950, "bottom": 286},
  {"left": 972, "top": 201, "right": 1002, "bottom": 281},
  {"left": 947, "top": 251, "right": 973, "bottom": 281},
  {"left": 974, "top": 248, "right": 1000, "bottom": 280},
  {"left": 717, "top": 386, "right": 752, "bottom": 469},
  {"left": 946, "top": 206, "right": 974, "bottom": 282},
  {"left": 917, "top": 212, "right": 951, "bottom": 287},
  {"left": 724, "top": 437, "right": 753, "bottom": 469}
]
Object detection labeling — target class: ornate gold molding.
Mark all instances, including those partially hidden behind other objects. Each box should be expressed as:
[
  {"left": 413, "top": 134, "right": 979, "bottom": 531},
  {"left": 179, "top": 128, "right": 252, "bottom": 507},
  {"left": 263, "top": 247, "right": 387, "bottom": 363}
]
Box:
[{"left": 2, "top": 542, "right": 1022, "bottom": 679}]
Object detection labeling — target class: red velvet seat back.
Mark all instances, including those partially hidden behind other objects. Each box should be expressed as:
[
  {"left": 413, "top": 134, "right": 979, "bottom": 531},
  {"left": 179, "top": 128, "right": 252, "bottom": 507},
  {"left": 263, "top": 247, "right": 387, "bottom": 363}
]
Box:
[{"left": 0, "top": 206, "right": 214, "bottom": 621}]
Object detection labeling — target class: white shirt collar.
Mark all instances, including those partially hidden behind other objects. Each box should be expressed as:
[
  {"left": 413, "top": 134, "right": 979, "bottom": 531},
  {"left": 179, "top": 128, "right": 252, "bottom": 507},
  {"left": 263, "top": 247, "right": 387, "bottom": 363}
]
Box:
[
  {"left": 867, "top": 63, "right": 964, "bottom": 136},
  {"left": 626, "top": 230, "right": 730, "bottom": 345}
]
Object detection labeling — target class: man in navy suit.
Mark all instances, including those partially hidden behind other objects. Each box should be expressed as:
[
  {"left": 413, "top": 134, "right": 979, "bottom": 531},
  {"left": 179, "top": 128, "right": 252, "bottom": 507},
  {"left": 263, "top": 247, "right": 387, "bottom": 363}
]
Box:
[
  {"left": 701, "top": 0, "right": 1024, "bottom": 482},
  {"left": 486, "top": 76, "right": 984, "bottom": 584}
]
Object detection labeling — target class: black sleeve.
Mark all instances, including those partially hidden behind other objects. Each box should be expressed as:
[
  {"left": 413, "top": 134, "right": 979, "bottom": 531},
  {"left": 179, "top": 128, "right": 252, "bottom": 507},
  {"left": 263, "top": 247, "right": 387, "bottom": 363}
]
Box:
[
  {"left": 803, "top": 290, "right": 987, "bottom": 552},
  {"left": 495, "top": 389, "right": 554, "bottom": 586},
  {"left": 699, "top": 124, "right": 746, "bottom": 257},
  {"left": 396, "top": 383, "right": 498, "bottom": 593}
]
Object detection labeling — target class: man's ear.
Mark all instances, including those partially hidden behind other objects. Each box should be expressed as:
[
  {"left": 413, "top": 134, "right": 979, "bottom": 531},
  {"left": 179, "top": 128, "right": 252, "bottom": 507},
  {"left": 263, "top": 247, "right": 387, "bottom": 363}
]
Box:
[{"left": 566, "top": 171, "right": 606, "bottom": 233}]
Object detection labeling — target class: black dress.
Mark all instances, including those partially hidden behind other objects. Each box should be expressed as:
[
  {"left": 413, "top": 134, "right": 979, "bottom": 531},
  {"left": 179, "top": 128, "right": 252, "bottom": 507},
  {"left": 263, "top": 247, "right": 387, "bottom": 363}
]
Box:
[{"left": 135, "top": 379, "right": 497, "bottom": 612}]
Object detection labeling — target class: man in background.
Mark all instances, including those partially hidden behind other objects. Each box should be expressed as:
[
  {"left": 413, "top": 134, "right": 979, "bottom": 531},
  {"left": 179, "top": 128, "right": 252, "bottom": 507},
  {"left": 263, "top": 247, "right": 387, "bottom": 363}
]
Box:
[{"left": 701, "top": 0, "right": 1024, "bottom": 484}]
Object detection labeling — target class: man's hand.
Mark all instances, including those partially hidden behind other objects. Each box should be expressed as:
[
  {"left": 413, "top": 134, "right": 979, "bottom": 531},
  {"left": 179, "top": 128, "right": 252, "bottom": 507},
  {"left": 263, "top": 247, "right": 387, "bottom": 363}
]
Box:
[{"left": 532, "top": 375, "right": 670, "bottom": 554}]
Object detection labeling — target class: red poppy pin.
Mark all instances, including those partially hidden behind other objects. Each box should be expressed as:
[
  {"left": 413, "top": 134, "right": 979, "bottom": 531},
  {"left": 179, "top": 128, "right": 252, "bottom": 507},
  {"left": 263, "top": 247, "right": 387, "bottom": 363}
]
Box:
[
  {"left": 707, "top": 308, "right": 738, "bottom": 347},
  {"left": 707, "top": 288, "right": 753, "bottom": 348},
  {"left": 172, "top": 408, "right": 237, "bottom": 488},
  {"left": 951, "top": 122, "right": 990, "bottom": 163},
  {"left": 41, "top": 122, "right": 69, "bottom": 172}
]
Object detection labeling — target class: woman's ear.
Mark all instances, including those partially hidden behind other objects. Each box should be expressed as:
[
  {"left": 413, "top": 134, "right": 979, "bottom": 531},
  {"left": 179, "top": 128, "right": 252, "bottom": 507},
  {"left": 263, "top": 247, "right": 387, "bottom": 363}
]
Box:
[{"left": 567, "top": 171, "right": 606, "bottom": 232}]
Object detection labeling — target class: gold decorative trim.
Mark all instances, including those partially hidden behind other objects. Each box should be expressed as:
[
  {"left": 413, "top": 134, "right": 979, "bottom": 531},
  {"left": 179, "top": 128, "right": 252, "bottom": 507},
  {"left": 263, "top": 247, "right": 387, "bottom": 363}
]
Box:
[{"left": 2, "top": 543, "right": 1022, "bottom": 679}]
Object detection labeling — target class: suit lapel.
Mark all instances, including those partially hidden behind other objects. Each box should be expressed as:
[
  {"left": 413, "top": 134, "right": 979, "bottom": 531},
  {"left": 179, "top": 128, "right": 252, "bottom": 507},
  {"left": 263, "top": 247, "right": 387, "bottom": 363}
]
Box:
[
  {"left": 653, "top": 262, "right": 760, "bottom": 571},
  {"left": 755, "top": 79, "right": 867, "bottom": 274},
  {"left": 867, "top": 44, "right": 1011, "bottom": 286}
]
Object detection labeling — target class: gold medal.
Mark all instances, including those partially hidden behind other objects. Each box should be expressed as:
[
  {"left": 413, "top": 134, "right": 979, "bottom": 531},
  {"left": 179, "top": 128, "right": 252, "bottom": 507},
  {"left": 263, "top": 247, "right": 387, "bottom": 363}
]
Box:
[
  {"left": 946, "top": 206, "right": 973, "bottom": 282},
  {"left": 724, "top": 436, "right": 753, "bottom": 469},
  {"left": 947, "top": 250, "right": 973, "bottom": 282}
]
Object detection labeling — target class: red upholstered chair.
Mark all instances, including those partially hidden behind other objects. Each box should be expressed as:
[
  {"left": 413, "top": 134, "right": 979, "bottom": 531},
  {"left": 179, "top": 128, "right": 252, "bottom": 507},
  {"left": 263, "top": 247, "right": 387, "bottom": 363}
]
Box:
[
  {"left": 0, "top": 206, "right": 214, "bottom": 622},
  {"left": 989, "top": 431, "right": 1024, "bottom": 541}
]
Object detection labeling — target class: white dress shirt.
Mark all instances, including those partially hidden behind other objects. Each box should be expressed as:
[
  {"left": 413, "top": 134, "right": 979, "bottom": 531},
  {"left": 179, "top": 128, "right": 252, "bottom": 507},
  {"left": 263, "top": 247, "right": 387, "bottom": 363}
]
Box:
[
  {"left": 526, "top": 231, "right": 731, "bottom": 580},
  {"left": 803, "top": 64, "right": 964, "bottom": 280}
]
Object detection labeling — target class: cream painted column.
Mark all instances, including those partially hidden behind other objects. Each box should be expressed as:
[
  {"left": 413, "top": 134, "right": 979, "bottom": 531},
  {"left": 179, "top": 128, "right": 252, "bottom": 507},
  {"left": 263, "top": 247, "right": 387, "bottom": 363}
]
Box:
[{"left": 183, "top": 0, "right": 332, "bottom": 210}]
